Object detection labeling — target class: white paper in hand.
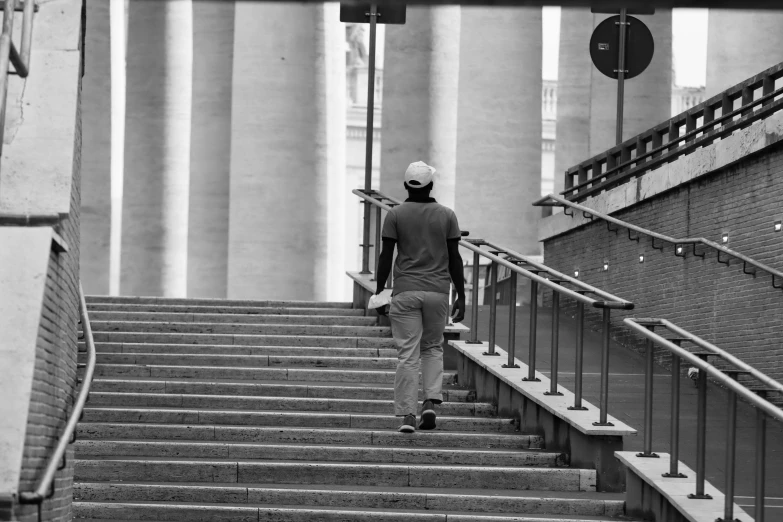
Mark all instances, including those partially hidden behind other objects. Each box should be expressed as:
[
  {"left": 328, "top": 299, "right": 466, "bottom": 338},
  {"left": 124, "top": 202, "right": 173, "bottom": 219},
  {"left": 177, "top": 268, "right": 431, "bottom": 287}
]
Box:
[{"left": 367, "top": 294, "right": 392, "bottom": 310}]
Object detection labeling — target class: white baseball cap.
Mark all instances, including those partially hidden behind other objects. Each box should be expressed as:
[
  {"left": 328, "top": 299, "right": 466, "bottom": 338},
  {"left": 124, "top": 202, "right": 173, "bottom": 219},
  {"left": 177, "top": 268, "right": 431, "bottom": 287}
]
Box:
[{"left": 404, "top": 161, "right": 436, "bottom": 188}]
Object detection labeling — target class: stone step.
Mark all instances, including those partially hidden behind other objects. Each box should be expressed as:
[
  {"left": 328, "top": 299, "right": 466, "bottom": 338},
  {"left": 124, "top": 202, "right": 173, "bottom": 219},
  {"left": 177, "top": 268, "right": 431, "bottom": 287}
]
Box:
[
  {"left": 90, "top": 321, "right": 392, "bottom": 338},
  {"left": 87, "top": 393, "right": 494, "bottom": 416},
  {"left": 77, "top": 424, "right": 541, "bottom": 449},
  {"left": 90, "top": 332, "right": 397, "bottom": 348},
  {"left": 87, "top": 303, "right": 366, "bottom": 316},
  {"left": 86, "top": 296, "right": 354, "bottom": 308},
  {"left": 84, "top": 353, "right": 398, "bottom": 369},
  {"left": 88, "top": 379, "right": 475, "bottom": 402},
  {"left": 88, "top": 311, "right": 378, "bottom": 326},
  {"left": 75, "top": 441, "right": 563, "bottom": 467},
  {"left": 73, "top": 460, "right": 594, "bottom": 492},
  {"left": 73, "top": 484, "right": 622, "bottom": 517},
  {"left": 81, "top": 408, "right": 515, "bottom": 432},
  {"left": 73, "top": 501, "right": 632, "bottom": 522},
  {"left": 84, "top": 365, "right": 455, "bottom": 384},
  {"left": 83, "top": 342, "right": 397, "bottom": 358}
]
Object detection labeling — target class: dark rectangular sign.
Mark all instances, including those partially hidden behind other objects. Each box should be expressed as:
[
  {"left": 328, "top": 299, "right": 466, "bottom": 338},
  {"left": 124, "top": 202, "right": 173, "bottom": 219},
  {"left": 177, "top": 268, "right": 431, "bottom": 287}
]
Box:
[
  {"left": 590, "top": 6, "right": 655, "bottom": 14},
  {"left": 340, "top": 3, "right": 407, "bottom": 24}
]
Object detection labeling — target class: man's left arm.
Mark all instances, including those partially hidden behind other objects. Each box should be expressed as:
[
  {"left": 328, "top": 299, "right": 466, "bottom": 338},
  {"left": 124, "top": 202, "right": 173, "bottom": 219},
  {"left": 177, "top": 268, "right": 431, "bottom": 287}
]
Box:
[{"left": 375, "top": 238, "right": 396, "bottom": 296}]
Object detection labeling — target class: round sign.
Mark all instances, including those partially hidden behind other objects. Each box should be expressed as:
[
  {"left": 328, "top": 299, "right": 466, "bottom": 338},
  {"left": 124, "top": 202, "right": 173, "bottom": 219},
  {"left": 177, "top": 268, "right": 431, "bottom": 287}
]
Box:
[{"left": 589, "top": 15, "right": 654, "bottom": 80}]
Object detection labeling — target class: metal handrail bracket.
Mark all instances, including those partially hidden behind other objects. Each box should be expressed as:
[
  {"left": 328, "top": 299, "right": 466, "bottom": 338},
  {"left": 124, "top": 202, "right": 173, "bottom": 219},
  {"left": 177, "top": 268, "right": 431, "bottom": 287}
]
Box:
[
  {"left": 18, "top": 283, "right": 96, "bottom": 507},
  {"left": 537, "top": 193, "right": 783, "bottom": 291}
]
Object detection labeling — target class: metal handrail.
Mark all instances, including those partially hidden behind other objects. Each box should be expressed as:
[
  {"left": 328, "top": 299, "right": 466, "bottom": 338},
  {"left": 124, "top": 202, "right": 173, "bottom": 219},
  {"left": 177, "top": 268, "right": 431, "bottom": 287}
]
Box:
[
  {"left": 354, "top": 188, "right": 634, "bottom": 425},
  {"left": 624, "top": 317, "right": 780, "bottom": 522},
  {"left": 561, "top": 62, "right": 783, "bottom": 202},
  {"left": 0, "top": 0, "right": 36, "bottom": 159},
  {"left": 536, "top": 193, "right": 783, "bottom": 291},
  {"left": 18, "top": 283, "right": 96, "bottom": 510}
]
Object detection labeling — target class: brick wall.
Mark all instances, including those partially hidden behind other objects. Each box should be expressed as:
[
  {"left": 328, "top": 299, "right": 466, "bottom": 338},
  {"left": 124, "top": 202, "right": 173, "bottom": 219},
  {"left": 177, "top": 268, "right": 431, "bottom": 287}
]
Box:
[
  {"left": 14, "top": 43, "right": 83, "bottom": 522},
  {"left": 543, "top": 142, "right": 783, "bottom": 382}
]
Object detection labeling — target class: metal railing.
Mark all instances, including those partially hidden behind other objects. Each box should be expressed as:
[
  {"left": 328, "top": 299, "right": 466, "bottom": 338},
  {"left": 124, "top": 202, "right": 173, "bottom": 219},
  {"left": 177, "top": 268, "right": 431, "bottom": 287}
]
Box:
[
  {"left": 624, "top": 318, "right": 781, "bottom": 522},
  {"left": 535, "top": 193, "right": 783, "bottom": 291},
  {"left": 4, "top": 212, "right": 94, "bottom": 518},
  {"left": 18, "top": 283, "right": 95, "bottom": 518},
  {"left": 354, "top": 188, "right": 634, "bottom": 425},
  {"left": 0, "top": 0, "right": 37, "bottom": 160},
  {"left": 561, "top": 62, "right": 783, "bottom": 203}
]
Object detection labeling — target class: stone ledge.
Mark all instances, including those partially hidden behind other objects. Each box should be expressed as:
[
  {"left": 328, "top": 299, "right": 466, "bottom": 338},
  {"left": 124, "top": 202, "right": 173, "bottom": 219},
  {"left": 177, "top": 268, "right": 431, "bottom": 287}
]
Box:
[
  {"left": 449, "top": 340, "right": 636, "bottom": 437},
  {"left": 616, "top": 451, "right": 753, "bottom": 522},
  {"left": 540, "top": 109, "right": 783, "bottom": 241},
  {"left": 346, "top": 271, "right": 470, "bottom": 336}
]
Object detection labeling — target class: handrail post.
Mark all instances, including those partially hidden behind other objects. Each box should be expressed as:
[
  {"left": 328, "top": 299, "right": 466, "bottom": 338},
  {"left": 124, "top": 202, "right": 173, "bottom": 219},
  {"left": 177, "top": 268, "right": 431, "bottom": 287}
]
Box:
[
  {"left": 720, "top": 371, "right": 739, "bottom": 521},
  {"left": 688, "top": 354, "right": 712, "bottom": 499},
  {"left": 637, "top": 334, "right": 658, "bottom": 457},
  {"left": 755, "top": 390, "right": 767, "bottom": 522},
  {"left": 483, "top": 261, "right": 500, "bottom": 356},
  {"left": 568, "top": 301, "right": 587, "bottom": 410},
  {"left": 372, "top": 205, "right": 382, "bottom": 278},
  {"left": 0, "top": 0, "right": 17, "bottom": 149},
  {"left": 593, "top": 308, "right": 613, "bottom": 426},
  {"left": 19, "top": 0, "right": 34, "bottom": 73},
  {"left": 523, "top": 280, "right": 539, "bottom": 381},
  {"left": 361, "top": 200, "right": 371, "bottom": 274},
  {"left": 466, "top": 249, "right": 482, "bottom": 344},
  {"left": 545, "top": 288, "right": 562, "bottom": 395},
  {"left": 663, "top": 349, "right": 686, "bottom": 477},
  {"left": 502, "top": 270, "right": 519, "bottom": 369}
]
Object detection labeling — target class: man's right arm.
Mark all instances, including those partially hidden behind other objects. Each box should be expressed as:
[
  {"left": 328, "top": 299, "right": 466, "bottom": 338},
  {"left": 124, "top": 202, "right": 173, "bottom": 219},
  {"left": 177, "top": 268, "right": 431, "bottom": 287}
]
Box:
[{"left": 447, "top": 238, "right": 465, "bottom": 323}]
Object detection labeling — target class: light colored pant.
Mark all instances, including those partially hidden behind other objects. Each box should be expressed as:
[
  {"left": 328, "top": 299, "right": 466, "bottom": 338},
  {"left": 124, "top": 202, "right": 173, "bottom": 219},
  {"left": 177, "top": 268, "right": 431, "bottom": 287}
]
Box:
[{"left": 388, "top": 291, "right": 448, "bottom": 416}]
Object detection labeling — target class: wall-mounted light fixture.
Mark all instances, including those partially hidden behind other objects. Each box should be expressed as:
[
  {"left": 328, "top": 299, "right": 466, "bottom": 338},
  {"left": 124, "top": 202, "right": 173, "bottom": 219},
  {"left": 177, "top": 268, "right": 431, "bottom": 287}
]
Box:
[
  {"left": 603, "top": 261, "right": 609, "bottom": 272},
  {"left": 574, "top": 270, "right": 579, "bottom": 278},
  {"left": 639, "top": 254, "right": 645, "bottom": 263},
  {"left": 722, "top": 233, "right": 729, "bottom": 244},
  {"left": 775, "top": 221, "right": 782, "bottom": 232},
  {"left": 676, "top": 246, "right": 683, "bottom": 255}
]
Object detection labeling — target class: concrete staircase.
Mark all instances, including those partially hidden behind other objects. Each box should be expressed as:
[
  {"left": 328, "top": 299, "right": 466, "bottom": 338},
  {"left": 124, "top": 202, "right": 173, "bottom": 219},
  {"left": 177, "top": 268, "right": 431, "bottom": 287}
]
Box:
[{"left": 73, "top": 296, "right": 634, "bottom": 521}]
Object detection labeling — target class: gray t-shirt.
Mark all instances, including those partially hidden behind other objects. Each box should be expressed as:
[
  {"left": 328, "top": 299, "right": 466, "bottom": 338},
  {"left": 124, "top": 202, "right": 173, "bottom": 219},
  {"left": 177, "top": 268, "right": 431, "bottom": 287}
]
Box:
[{"left": 381, "top": 199, "right": 461, "bottom": 295}]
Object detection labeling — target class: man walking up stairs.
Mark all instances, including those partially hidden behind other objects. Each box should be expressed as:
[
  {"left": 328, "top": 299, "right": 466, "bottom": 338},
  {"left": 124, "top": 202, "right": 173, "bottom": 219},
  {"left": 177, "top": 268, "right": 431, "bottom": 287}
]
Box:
[{"left": 73, "top": 295, "right": 636, "bottom": 521}]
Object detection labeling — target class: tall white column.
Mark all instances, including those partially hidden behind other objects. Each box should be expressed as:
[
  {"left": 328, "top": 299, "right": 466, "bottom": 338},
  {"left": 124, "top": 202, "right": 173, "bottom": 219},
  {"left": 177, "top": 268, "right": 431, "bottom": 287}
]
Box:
[
  {"left": 121, "top": 0, "right": 193, "bottom": 297},
  {"left": 380, "top": 6, "right": 461, "bottom": 207},
  {"left": 554, "top": 9, "right": 672, "bottom": 194},
  {"left": 227, "top": 2, "right": 345, "bottom": 301},
  {"left": 455, "top": 7, "right": 542, "bottom": 253},
  {"left": 706, "top": 10, "right": 783, "bottom": 97},
  {"left": 81, "top": 0, "right": 112, "bottom": 294},
  {"left": 187, "top": 1, "right": 234, "bottom": 298}
]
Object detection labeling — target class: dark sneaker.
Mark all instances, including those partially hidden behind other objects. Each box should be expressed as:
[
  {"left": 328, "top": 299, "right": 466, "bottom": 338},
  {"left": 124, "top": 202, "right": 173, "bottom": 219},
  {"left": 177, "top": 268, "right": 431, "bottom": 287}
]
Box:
[
  {"left": 398, "top": 414, "right": 416, "bottom": 433},
  {"left": 419, "top": 400, "right": 436, "bottom": 430}
]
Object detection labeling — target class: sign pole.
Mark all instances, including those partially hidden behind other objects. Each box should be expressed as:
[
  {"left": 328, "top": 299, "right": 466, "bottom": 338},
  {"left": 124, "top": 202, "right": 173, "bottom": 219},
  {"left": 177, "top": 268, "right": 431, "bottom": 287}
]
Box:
[
  {"left": 364, "top": 3, "right": 377, "bottom": 192},
  {"left": 615, "top": 7, "right": 628, "bottom": 145},
  {"left": 360, "top": 4, "right": 378, "bottom": 273}
]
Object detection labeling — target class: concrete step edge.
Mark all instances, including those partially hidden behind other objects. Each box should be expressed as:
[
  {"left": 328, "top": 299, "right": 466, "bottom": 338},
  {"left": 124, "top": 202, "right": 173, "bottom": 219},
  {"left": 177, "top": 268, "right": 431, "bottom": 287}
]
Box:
[
  {"left": 72, "top": 501, "right": 633, "bottom": 522},
  {"left": 85, "top": 296, "right": 354, "bottom": 308},
  {"left": 75, "top": 423, "right": 544, "bottom": 448},
  {"left": 74, "top": 460, "right": 596, "bottom": 492},
  {"left": 72, "top": 483, "right": 622, "bottom": 516},
  {"left": 86, "top": 304, "right": 366, "bottom": 316},
  {"left": 82, "top": 407, "right": 505, "bottom": 421}
]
